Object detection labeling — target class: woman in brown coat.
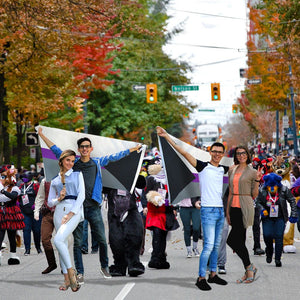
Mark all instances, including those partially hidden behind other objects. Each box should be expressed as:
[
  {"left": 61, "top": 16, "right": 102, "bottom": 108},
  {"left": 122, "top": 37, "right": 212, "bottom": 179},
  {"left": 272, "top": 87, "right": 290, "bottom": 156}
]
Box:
[{"left": 226, "top": 146, "right": 262, "bottom": 284}]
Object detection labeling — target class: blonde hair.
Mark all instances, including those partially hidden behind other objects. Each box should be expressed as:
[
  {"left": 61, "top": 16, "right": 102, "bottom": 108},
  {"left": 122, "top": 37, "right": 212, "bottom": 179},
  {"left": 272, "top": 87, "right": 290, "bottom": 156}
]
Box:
[{"left": 59, "top": 149, "right": 76, "bottom": 185}]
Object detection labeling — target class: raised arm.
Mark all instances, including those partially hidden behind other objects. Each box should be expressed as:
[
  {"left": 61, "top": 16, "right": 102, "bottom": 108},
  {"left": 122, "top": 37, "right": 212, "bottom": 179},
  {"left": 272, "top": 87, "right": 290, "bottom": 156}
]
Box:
[
  {"left": 38, "top": 127, "right": 55, "bottom": 148},
  {"left": 156, "top": 126, "right": 197, "bottom": 168}
]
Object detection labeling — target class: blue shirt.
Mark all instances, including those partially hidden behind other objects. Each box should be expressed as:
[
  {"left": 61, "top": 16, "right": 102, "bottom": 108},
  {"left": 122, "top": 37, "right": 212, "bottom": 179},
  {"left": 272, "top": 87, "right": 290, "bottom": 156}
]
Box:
[{"left": 48, "top": 169, "right": 85, "bottom": 216}]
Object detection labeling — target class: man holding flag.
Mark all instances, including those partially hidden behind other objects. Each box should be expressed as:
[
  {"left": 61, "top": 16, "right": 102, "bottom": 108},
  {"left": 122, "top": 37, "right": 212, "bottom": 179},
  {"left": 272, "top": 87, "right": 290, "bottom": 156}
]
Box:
[
  {"left": 156, "top": 126, "right": 228, "bottom": 291},
  {"left": 38, "top": 127, "right": 141, "bottom": 284}
]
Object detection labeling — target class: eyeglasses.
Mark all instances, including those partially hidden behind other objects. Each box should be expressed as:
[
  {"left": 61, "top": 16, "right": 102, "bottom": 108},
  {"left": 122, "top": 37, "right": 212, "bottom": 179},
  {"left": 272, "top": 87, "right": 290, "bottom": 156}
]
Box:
[
  {"left": 236, "top": 151, "right": 247, "bottom": 156},
  {"left": 211, "top": 150, "right": 224, "bottom": 155},
  {"left": 79, "top": 144, "right": 91, "bottom": 149}
]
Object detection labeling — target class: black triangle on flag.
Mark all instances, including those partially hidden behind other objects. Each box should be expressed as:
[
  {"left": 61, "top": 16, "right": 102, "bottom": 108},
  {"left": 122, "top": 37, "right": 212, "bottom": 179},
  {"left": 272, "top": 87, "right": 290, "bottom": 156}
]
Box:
[
  {"left": 159, "top": 136, "right": 196, "bottom": 203},
  {"left": 104, "top": 150, "right": 143, "bottom": 193}
]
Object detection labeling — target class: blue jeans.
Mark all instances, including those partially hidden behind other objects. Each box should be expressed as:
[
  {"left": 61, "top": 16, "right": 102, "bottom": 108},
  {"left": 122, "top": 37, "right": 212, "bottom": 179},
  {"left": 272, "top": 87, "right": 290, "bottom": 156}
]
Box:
[
  {"left": 262, "top": 217, "right": 285, "bottom": 261},
  {"left": 73, "top": 206, "right": 108, "bottom": 275},
  {"left": 81, "top": 219, "right": 99, "bottom": 252},
  {"left": 23, "top": 213, "right": 42, "bottom": 251},
  {"left": 199, "top": 207, "right": 224, "bottom": 277},
  {"left": 179, "top": 207, "right": 201, "bottom": 247}
]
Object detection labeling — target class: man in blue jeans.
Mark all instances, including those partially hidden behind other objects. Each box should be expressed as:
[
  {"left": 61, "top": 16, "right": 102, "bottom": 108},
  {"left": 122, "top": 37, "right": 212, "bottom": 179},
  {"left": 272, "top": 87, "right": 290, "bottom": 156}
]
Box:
[
  {"left": 157, "top": 126, "right": 228, "bottom": 291},
  {"left": 38, "top": 128, "right": 141, "bottom": 284}
]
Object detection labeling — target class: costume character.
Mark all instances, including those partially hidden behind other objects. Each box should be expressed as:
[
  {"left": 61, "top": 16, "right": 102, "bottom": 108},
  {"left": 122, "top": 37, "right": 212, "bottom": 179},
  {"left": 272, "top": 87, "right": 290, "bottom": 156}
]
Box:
[
  {"left": 105, "top": 175, "right": 146, "bottom": 277},
  {"left": 143, "top": 162, "right": 179, "bottom": 269},
  {"left": 256, "top": 173, "right": 298, "bottom": 267},
  {"left": 19, "top": 173, "right": 42, "bottom": 255},
  {"left": 0, "top": 165, "right": 25, "bottom": 265},
  {"left": 272, "top": 155, "right": 296, "bottom": 253}
]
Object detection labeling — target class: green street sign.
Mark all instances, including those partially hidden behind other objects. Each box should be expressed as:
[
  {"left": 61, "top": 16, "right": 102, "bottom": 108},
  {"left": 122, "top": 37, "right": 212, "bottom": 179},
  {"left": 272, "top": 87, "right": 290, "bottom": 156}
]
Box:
[{"left": 172, "top": 85, "right": 199, "bottom": 92}]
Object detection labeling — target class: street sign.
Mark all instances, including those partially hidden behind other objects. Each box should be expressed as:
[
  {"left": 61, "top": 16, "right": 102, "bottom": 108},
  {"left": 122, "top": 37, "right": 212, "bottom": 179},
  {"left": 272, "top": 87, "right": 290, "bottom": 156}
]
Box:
[
  {"left": 26, "top": 132, "right": 39, "bottom": 146},
  {"left": 132, "top": 84, "right": 146, "bottom": 91},
  {"left": 172, "top": 85, "right": 199, "bottom": 92},
  {"left": 247, "top": 78, "right": 262, "bottom": 85},
  {"left": 282, "top": 116, "right": 289, "bottom": 129},
  {"left": 30, "top": 148, "right": 36, "bottom": 159}
]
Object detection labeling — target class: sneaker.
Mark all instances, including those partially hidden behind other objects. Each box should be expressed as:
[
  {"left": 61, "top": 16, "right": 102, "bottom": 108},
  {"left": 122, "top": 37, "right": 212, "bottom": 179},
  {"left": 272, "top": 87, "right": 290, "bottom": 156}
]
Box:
[
  {"left": 218, "top": 266, "right": 226, "bottom": 274},
  {"left": 100, "top": 267, "right": 112, "bottom": 279},
  {"left": 187, "top": 251, "right": 193, "bottom": 258},
  {"left": 37, "top": 248, "right": 43, "bottom": 254},
  {"left": 91, "top": 249, "right": 98, "bottom": 254},
  {"left": 275, "top": 260, "right": 282, "bottom": 267},
  {"left": 77, "top": 273, "right": 84, "bottom": 285},
  {"left": 24, "top": 249, "right": 30, "bottom": 256},
  {"left": 207, "top": 274, "right": 228, "bottom": 285},
  {"left": 81, "top": 249, "right": 88, "bottom": 255},
  {"left": 254, "top": 248, "right": 265, "bottom": 255},
  {"left": 193, "top": 248, "right": 200, "bottom": 257},
  {"left": 195, "top": 278, "right": 211, "bottom": 291}
]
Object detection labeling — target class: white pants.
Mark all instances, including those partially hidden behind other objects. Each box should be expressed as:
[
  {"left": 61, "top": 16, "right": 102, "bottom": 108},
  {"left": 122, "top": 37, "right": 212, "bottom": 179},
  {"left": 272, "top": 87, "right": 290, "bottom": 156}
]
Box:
[{"left": 54, "top": 202, "right": 81, "bottom": 274}]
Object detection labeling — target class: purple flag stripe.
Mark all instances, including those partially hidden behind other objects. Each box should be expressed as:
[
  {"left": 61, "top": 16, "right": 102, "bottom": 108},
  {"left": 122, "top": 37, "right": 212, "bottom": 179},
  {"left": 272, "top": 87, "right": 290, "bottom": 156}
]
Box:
[
  {"left": 41, "top": 148, "right": 57, "bottom": 160},
  {"left": 192, "top": 173, "right": 228, "bottom": 184}
]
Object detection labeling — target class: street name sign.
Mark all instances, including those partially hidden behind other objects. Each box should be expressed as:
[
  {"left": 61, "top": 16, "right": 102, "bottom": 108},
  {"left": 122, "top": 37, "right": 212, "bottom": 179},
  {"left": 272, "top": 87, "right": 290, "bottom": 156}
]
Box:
[
  {"left": 172, "top": 85, "right": 199, "bottom": 92},
  {"left": 247, "top": 79, "right": 262, "bottom": 85}
]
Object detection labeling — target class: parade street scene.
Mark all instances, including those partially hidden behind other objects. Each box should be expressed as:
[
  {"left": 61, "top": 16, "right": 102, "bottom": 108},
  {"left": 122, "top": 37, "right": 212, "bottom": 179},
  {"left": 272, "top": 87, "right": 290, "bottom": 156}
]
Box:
[{"left": 0, "top": 1, "right": 299, "bottom": 299}]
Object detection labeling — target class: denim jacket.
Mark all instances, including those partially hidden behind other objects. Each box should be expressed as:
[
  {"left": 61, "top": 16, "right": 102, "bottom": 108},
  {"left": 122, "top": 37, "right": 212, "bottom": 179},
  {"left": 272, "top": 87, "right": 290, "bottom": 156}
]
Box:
[{"left": 50, "top": 145, "right": 130, "bottom": 205}]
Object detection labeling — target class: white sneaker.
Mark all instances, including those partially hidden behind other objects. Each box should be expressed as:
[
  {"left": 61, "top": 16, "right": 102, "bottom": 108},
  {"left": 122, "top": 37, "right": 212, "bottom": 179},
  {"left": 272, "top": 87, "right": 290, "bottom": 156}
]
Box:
[
  {"left": 100, "top": 267, "right": 112, "bottom": 279},
  {"left": 187, "top": 251, "right": 193, "bottom": 258},
  {"left": 193, "top": 248, "right": 200, "bottom": 257}
]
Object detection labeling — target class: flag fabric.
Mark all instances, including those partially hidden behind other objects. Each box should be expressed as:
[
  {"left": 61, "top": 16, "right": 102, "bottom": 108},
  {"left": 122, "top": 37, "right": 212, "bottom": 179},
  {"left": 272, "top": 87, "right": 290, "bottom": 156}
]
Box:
[
  {"left": 36, "top": 125, "right": 145, "bottom": 194},
  {"left": 158, "top": 135, "right": 233, "bottom": 204}
]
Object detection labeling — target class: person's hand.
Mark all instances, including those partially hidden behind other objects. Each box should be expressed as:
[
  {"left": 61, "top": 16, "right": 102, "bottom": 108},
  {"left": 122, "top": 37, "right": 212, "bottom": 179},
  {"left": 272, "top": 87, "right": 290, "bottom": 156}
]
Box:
[
  {"left": 61, "top": 212, "right": 74, "bottom": 225},
  {"left": 130, "top": 144, "right": 142, "bottom": 153},
  {"left": 37, "top": 127, "right": 43, "bottom": 136},
  {"left": 34, "top": 212, "right": 39, "bottom": 221},
  {"left": 156, "top": 126, "right": 167, "bottom": 137},
  {"left": 256, "top": 167, "right": 263, "bottom": 181},
  {"left": 58, "top": 187, "right": 66, "bottom": 202},
  {"left": 143, "top": 207, "right": 148, "bottom": 216},
  {"left": 226, "top": 215, "right": 231, "bottom": 226},
  {"left": 195, "top": 200, "right": 201, "bottom": 210}
]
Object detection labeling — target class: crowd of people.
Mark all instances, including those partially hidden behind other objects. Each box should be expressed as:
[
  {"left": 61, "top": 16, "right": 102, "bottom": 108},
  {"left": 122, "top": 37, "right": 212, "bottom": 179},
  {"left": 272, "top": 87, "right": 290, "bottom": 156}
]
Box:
[{"left": 0, "top": 126, "right": 299, "bottom": 293}]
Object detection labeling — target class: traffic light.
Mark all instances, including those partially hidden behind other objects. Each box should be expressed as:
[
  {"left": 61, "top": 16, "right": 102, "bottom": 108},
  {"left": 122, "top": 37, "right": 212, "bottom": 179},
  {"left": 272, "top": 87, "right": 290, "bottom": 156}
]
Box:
[
  {"left": 211, "top": 83, "right": 221, "bottom": 101},
  {"left": 232, "top": 104, "right": 238, "bottom": 113},
  {"left": 146, "top": 84, "right": 157, "bottom": 103}
]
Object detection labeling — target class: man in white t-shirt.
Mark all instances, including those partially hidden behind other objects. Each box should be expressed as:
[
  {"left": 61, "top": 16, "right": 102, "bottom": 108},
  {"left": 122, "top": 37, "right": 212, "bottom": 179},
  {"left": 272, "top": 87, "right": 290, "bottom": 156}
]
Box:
[{"left": 156, "top": 126, "right": 228, "bottom": 291}]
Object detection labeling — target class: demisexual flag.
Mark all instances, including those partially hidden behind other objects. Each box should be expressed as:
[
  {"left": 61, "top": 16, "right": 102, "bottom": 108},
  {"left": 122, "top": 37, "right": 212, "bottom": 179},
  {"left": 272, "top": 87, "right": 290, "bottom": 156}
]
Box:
[
  {"left": 158, "top": 135, "right": 233, "bottom": 204},
  {"left": 36, "top": 125, "right": 145, "bottom": 194}
]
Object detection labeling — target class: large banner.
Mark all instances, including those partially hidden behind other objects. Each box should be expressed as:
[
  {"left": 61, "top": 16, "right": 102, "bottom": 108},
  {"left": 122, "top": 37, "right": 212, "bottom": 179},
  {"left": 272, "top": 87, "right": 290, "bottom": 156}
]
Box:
[
  {"left": 36, "top": 125, "right": 146, "bottom": 194},
  {"left": 158, "top": 135, "right": 233, "bottom": 204}
]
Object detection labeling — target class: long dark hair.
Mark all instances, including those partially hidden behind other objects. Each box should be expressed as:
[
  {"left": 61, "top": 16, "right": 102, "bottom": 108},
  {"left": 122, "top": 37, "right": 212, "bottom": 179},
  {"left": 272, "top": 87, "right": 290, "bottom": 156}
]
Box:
[{"left": 234, "top": 145, "right": 251, "bottom": 165}]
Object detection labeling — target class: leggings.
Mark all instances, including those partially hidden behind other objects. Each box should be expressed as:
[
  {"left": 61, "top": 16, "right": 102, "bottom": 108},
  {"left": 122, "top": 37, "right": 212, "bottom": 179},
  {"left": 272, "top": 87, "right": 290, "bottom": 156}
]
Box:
[
  {"left": 54, "top": 202, "right": 82, "bottom": 274},
  {"left": 0, "top": 230, "right": 17, "bottom": 252},
  {"left": 227, "top": 207, "right": 251, "bottom": 268}
]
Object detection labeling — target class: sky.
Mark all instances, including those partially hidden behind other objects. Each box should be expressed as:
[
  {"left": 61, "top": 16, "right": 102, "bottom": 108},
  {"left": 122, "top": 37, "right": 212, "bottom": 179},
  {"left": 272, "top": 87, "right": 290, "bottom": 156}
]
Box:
[{"left": 163, "top": 0, "right": 249, "bottom": 126}]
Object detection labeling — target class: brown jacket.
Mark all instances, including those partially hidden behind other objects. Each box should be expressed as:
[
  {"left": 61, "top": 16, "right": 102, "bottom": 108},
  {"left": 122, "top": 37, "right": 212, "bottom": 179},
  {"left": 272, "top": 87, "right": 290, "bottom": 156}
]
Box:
[{"left": 228, "top": 165, "right": 257, "bottom": 228}]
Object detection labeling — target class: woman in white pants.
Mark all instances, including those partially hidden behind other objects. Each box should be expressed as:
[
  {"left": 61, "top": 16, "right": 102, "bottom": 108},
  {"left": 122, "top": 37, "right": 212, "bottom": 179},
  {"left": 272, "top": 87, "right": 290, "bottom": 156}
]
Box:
[{"left": 48, "top": 149, "right": 85, "bottom": 292}]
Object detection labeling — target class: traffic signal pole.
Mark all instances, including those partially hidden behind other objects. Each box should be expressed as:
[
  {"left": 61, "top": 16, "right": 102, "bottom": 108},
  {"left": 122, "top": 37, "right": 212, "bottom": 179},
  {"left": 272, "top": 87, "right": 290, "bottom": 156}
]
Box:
[{"left": 290, "top": 65, "right": 298, "bottom": 156}]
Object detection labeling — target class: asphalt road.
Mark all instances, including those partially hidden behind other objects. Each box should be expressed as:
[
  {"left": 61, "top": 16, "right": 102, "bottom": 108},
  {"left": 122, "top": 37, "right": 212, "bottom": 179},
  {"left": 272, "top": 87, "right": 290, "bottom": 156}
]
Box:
[{"left": 1, "top": 208, "right": 300, "bottom": 300}]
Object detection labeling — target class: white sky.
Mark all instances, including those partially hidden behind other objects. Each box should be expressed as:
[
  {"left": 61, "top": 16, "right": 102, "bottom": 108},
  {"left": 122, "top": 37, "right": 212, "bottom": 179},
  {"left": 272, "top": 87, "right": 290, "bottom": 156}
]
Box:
[{"left": 164, "top": 0, "right": 248, "bottom": 126}]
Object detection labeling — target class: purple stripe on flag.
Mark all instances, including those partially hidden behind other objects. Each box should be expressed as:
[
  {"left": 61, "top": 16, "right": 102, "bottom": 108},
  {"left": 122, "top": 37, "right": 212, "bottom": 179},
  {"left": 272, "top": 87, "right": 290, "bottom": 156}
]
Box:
[
  {"left": 41, "top": 148, "right": 57, "bottom": 160},
  {"left": 192, "top": 173, "right": 199, "bottom": 183},
  {"left": 223, "top": 176, "right": 229, "bottom": 184}
]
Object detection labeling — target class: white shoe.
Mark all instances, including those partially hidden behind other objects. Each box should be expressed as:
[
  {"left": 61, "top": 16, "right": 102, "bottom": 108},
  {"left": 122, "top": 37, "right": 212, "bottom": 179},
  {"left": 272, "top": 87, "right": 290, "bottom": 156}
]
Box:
[
  {"left": 193, "top": 248, "right": 200, "bottom": 257},
  {"left": 187, "top": 251, "right": 193, "bottom": 258}
]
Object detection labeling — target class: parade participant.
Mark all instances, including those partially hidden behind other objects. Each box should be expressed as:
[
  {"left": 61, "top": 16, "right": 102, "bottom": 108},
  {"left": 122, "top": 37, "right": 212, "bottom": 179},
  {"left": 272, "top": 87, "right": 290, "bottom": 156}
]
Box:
[
  {"left": 156, "top": 126, "right": 228, "bottom": 291},
  {"left": 256, "top": 172, "right": 298, "bottom": 267},
  {"left": 19, "top": 172, "right": 42, "bottom": 255},
  {"left": 226, "top": 146, "right": 262, "bottom": 284},
  {"left": 0, "top": 165, "right": 25, "bottom": 266},
  {"left": 34, "top": 178, "right": 57, "bottom": 274},
  {"left": 143, "top": 158, "right": 179, "bottom": 269},
  {"left": 38, "top": 127, "right": 141, "bottom": 283},
  {"left": 48, "top": 149, "right": 85, "bottom": 292}
]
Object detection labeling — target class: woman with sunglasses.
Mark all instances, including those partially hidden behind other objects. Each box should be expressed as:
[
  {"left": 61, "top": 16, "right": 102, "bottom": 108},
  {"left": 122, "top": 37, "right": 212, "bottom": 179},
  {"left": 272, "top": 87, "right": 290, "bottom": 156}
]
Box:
[
  {"left": 226, "top": 146, "right": 262, "bottom": 284},
  {"left": 48, "top": 150, "right": 85, "bottom": 292}
]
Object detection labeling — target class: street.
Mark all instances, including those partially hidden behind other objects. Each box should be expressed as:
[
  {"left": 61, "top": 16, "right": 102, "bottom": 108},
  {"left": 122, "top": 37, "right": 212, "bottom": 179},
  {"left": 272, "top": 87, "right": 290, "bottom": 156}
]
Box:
[{"left": 0, "top": 207, "right": 300, "bottom": 300}]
